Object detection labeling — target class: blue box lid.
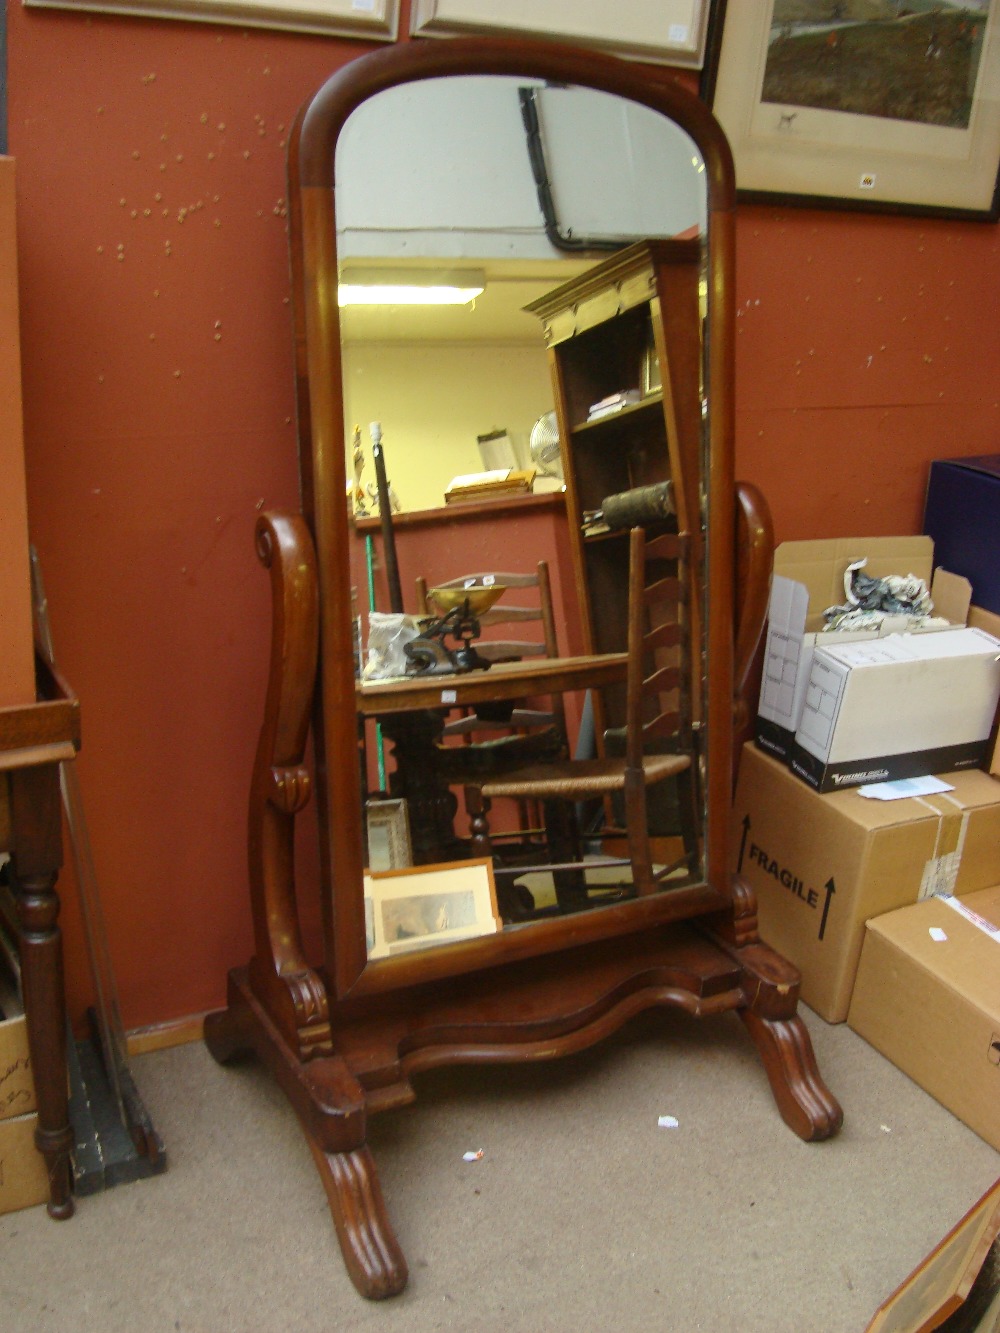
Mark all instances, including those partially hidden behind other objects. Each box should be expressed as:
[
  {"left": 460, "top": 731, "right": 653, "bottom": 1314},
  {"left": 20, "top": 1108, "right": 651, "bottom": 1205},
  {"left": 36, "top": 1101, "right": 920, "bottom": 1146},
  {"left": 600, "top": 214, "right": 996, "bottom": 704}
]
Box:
[{"left": 935, "top": 454, "right": 1000, "bottom": 481}]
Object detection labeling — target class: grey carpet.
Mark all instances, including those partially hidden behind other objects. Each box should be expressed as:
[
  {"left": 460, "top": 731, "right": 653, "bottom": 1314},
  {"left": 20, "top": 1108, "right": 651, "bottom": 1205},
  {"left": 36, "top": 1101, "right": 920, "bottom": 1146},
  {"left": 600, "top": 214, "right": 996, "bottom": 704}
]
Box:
[{"left": 1, "top": 1005, "right": 997, "bottom": 1332}]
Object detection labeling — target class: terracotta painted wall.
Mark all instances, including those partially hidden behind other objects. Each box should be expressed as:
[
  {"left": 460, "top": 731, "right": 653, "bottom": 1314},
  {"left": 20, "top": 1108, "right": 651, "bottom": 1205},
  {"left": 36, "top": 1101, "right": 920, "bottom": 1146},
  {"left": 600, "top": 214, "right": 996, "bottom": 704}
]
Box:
[
  {"left": 734, "top": 207, "right": 999, "bottom": 540},
  {"left": 7, "top": 4, "right": 999, "bottom": 1029},
  {"left": 0, "top": 158, "right": 38, "bottom": 707}
]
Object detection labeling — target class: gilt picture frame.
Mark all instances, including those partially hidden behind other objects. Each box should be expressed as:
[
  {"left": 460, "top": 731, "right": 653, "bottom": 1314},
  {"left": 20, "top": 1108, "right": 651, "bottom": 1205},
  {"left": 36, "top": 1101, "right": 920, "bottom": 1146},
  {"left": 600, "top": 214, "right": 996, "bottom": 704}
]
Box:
[
  {"left": 410, "top": 0, "right": 712, "bottom": 69},
  {"left": 865, "top": 1177, "right": 1000, "bottom": 1332},
  {"left": 703, "top": 0, "right": 1000, "bottom": 221},
  {"left": 365, "top": 797, "right": 413, "bottom": 873},
  {"left": 22, "top": 0, "right": 399, "bottom": 42}
]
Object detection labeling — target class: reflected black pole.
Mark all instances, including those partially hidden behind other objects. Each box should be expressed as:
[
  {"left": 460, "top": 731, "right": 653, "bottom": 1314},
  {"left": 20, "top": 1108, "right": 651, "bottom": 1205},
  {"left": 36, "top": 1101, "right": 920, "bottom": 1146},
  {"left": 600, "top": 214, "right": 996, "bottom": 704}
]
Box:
[{"left": 370, "top": 422, "right": 404, "bottom": 614}]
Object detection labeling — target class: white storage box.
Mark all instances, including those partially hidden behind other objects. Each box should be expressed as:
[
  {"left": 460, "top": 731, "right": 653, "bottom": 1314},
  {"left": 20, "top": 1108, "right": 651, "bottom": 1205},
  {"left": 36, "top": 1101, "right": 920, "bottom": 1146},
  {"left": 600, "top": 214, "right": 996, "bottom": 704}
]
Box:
[
  {"left": 756, "top": 536, "right": 970, "bottom": 762},
  {"left": 789, "top": 626, "right": 1000, "bottom": 792}
]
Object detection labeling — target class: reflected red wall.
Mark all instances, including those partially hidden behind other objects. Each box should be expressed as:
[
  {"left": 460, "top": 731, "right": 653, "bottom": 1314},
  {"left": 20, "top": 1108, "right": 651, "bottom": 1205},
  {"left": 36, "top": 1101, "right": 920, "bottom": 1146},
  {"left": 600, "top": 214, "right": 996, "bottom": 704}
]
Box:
[{"left": 7, "top": 5, "right": 999, "bottom": 1028}]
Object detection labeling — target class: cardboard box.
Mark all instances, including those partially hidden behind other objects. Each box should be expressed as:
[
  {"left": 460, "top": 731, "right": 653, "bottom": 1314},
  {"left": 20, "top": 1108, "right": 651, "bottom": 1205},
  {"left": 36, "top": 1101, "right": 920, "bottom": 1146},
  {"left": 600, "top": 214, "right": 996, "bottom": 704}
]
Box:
[
  {"left": 0, "top": 966, "right": 45, "bottom": 1216},
  {"left": 0, "top": 969, "right": 35, "bottom": 1122},
  {"left": 731, "top": 742, "right": 1000, "bottom": 1022},
  {"left": 0, "top": 1111, "right": 49, "bottom": 1215},
  {"left": 969, "top": 605, "right": 1000, "bottom": 777},
  {"left": 924, "top": 454, "right": 1000, "bottom": 617},
  {"left": 789, "top": 625, "right": 1000, "bottom": 793},
  {"left": 848, "top": 885, "right": 1000, "bottom": 1153},
  {"left": 756, "top": 536, "right": 971, "bottom": 763}
]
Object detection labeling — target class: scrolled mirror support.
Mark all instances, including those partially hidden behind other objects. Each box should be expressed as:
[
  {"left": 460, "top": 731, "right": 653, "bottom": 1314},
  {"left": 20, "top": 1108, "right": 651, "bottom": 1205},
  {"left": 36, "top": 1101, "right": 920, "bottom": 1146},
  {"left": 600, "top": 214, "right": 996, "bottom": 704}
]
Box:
[{"left": 246, "top": 511, "right": 330, "bottom": 1057}]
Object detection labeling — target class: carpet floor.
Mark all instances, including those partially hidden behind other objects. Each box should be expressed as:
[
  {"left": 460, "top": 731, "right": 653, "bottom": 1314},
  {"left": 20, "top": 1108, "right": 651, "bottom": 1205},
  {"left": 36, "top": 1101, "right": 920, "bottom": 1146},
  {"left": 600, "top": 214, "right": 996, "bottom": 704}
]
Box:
[{"left": 1, "top": 1004, "right": 997, "bottom": 1332}]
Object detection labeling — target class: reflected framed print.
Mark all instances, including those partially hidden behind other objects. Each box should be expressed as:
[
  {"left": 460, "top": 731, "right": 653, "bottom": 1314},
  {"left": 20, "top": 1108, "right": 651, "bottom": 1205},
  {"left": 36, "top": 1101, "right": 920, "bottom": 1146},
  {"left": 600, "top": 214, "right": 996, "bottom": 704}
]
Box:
[
  {"left": 365, "top": 859, "right": 501, "bottom": 960},
  {"left": 365, "top": 798, "right": 413, "bottom": 873}
]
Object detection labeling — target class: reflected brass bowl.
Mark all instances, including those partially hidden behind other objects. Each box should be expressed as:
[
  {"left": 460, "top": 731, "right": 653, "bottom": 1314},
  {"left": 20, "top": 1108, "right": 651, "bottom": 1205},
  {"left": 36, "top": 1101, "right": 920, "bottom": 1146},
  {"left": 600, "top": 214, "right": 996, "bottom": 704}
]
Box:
[{"left": 427, "top": 582, "right": 507, "bottom": 617}]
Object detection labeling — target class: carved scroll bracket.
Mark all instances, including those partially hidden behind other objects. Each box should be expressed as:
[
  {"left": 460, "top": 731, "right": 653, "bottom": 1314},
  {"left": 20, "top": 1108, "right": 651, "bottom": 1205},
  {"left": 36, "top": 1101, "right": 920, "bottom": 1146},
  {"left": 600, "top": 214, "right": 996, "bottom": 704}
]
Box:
[
  {"left": 269, "top": 764, "right": 312, "bottom": 813},
  {"left": 247, "top": 510, "right": 330, "bottom": 1059}
]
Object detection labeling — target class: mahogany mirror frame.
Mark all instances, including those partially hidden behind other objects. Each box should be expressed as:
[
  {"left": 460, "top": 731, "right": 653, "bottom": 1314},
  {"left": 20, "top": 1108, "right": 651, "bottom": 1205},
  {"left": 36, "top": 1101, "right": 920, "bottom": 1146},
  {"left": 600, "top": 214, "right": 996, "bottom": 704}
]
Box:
[
  {"left": 287, "top": 37, "right": 738, "bottom": 1002},
  {"left": 205, "top": 38, "right": 842, "bottom": 1303}
]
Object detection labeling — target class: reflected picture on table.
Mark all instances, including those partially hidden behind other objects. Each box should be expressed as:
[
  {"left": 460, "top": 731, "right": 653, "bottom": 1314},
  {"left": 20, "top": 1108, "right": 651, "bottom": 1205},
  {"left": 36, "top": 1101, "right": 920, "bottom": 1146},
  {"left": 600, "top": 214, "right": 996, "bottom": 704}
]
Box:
[
  {"left": 383, "top": 889, "right": 477, "bottom": 943},
  {"left": 366, "top": 797, "right": 413, "bottom": 872},
  {"left": 365, "top": 859, "right": 501, "bottom": 959}
]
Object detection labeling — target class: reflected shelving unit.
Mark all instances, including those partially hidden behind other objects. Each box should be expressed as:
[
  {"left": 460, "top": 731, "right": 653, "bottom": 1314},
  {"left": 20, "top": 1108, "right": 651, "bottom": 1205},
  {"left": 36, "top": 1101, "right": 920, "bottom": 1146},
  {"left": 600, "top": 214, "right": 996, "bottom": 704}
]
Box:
[{"left": 527, "top": 238, "right": 704, "bottom": 731}]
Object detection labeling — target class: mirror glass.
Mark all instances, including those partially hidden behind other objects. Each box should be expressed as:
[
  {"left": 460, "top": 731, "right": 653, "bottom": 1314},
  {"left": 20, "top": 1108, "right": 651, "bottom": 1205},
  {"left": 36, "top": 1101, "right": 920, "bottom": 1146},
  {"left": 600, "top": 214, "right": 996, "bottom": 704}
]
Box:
[
  {"left": 335, "top": 74, "right": 712, "bottom": 958},
  {"left": 336, "top": 77, "right": 706, "bottom": 509}
]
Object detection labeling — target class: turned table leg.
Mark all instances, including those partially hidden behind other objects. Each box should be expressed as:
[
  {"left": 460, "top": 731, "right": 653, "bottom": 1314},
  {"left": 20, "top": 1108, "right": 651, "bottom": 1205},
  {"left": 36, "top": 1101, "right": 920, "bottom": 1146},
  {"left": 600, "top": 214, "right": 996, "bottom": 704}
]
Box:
[{"left": 8, "top": 762, "right": 75, "bottom": 1218}]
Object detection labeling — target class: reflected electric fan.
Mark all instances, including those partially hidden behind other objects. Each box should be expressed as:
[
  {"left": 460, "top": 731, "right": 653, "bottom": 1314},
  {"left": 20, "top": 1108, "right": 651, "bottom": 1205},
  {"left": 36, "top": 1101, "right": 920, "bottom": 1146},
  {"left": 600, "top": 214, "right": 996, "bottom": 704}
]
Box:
[{"left": 529, "top": 410, "right": 563, "bottom": 481}]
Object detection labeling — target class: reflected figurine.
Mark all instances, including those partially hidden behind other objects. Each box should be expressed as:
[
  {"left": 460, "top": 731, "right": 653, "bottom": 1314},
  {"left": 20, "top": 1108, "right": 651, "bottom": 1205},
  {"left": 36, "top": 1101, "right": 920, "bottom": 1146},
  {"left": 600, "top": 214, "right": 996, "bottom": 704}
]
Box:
[
  {"left": 365, "top": 480, "right": 401, "bottom": 515},
  {"left": 349, "top": 425, "right": 369, "bottom": 516},
  {"left": 366, "top": 422, "right": 401, "bottom": 515}
]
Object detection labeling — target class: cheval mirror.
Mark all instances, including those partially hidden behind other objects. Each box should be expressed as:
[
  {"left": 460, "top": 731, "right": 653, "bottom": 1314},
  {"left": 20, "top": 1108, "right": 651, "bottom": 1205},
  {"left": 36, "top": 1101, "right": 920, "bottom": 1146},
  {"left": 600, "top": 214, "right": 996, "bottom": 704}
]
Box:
[{"left": 205, "top": 37, "right": 843, "bottom": 1300}]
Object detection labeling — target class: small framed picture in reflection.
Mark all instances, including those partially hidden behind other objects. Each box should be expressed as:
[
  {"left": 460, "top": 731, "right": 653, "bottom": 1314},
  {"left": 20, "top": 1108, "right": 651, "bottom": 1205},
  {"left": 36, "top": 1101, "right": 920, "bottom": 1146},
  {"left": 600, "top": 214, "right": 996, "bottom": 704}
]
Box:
[
  {"left": 640, "top": 338, "right": 662, "bottom": 397},
  {"left": 366, "top": 797, "right": 413, "bottom": 872},
  {"left": 365, "top": 859, "right": 502, "bottom": 960}
]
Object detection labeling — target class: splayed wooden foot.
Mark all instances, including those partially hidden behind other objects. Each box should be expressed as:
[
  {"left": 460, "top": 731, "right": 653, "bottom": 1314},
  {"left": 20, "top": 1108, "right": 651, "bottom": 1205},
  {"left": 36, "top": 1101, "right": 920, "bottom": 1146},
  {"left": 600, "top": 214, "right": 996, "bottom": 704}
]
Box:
[
  {"left": 306, "top": 1139, "right": 408, "bottom": 1300},
  {"left": 740, "top": 1009, "right": 843, "bottom": 1142}
]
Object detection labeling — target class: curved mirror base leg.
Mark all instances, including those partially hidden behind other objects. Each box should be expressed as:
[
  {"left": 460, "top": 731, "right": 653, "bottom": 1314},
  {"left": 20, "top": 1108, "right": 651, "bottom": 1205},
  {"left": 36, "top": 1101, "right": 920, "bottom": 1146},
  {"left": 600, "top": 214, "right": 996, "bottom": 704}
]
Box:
[
  {"left": 702, "top": 877, "right": 843, "bottom": 1142},
  {"left": 205, "top": 925, "right": 841, "bottom": 1297},
  {"left": 739, "top": 1009, "right": 844, "bottom": 1142},
  {"left": 203, "top": 998, "right": 255, "bottom": 1066},
  {"left": 205, "top": 970, "right": 406, "bottom": 1298},
  {"left": 306, "top": 1139, "right": 408, "bottom": 1300}
]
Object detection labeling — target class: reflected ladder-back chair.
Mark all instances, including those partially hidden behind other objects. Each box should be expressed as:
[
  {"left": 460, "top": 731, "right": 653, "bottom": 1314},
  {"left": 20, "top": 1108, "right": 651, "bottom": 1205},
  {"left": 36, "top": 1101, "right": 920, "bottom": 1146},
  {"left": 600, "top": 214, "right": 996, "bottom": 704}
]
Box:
[
  {"left": 415, "top": 563, "right": 569, "bottom": 849},
  {"left": 464, "top": 527, "right": 700, "bottom": 908}
]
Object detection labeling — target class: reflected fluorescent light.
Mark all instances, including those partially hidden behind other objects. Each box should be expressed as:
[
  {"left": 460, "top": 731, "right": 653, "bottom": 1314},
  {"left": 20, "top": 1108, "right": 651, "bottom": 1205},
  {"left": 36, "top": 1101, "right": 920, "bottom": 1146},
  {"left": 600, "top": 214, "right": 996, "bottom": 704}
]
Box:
[
  {"left": 338, "top": 269, "right": 486, "bottom": 307},
  {"left": 339, "top": 284, "right": 485, "bottom": 306}
]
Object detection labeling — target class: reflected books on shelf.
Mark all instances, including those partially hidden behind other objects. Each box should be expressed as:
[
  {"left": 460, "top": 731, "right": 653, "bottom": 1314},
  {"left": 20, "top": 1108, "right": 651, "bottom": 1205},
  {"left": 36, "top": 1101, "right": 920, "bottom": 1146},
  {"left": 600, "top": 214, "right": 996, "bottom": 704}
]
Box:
[
  {"left": 586, "top": 389, "right": 641, "bottom": 421},
  {"left": 444, "top": 468, "right": 536, "bottom": 505}
]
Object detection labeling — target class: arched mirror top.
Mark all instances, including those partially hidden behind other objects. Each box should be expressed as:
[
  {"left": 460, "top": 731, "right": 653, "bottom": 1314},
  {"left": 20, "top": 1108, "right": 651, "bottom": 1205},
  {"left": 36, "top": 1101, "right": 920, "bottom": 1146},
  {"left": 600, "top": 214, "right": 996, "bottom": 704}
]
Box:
[
  {"left": 286, "top": 38, "right": 738, "bottom": 1000},
  {"left": 291, "top": 38, "right": 736, "bottom": 204}
]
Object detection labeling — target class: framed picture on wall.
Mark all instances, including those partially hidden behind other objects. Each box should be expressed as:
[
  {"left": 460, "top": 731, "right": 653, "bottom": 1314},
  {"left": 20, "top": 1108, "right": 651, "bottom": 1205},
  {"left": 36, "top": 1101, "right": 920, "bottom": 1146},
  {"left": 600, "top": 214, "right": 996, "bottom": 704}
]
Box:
[
  {"left": 703, "top": 1, "right": 1000, "bottom": 221},
  {"left": 410, "top": 0, "right": 712, "bottom": 69},
  {"left": 22, "top": 0, "right": 399, "bottom": 41}
]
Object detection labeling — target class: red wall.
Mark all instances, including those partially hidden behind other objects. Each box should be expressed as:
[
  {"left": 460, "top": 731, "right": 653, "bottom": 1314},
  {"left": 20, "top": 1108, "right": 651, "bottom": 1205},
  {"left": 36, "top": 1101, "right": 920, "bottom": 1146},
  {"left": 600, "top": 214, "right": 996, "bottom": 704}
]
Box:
[
  {"left": 0, "top": 160, "right": 37, "bottom": 707},
  {"left": 7, "top": 5, "right": 999, "bottom": 1029},
  {"left": 734, "top": 208, "right": 1000, "bottom": 538}
]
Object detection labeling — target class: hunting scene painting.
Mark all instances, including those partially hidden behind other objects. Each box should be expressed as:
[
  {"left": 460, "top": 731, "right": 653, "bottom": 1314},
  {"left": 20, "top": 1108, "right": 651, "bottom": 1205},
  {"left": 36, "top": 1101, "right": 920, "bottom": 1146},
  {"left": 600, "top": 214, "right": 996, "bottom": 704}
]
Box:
[{"left": 763, "top": 2, "right": 989, "bottom": 130}]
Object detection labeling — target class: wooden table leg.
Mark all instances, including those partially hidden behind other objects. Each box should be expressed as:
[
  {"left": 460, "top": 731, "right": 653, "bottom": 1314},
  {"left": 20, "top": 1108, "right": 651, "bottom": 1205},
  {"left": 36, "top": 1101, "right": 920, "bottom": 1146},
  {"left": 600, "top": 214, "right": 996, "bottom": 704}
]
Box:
[
  {"left": 378, "top": 709, "right": 463, "bottom": 861},
  {"left": 9, "top": 762, "right": 74, "bottom": 1218}
]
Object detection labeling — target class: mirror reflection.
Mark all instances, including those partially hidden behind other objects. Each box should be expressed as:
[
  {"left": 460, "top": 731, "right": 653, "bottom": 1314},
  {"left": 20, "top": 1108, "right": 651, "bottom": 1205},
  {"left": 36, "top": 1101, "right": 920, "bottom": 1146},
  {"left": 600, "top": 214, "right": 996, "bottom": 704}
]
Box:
[{"left": 337, "top": 75, "right": 711, "bottom": 953}]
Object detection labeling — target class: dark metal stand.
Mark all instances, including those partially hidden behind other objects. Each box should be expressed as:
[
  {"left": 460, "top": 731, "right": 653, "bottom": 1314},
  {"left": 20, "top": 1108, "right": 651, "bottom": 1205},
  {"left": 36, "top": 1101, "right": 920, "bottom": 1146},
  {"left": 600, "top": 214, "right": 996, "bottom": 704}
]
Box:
[
  {"left": 31, "top": 551, "right": 166, "bottom": 1195},
  {"left": 68, "top": 1015, "right": 166, "bottom": 1195}
]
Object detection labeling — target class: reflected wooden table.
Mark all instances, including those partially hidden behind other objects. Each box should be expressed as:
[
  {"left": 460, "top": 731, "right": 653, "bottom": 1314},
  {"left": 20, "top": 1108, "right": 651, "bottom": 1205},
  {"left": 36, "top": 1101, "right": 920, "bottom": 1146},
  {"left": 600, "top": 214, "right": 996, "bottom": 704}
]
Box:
[
  {"left": 356, "top": 654, "right": 628, "bottom": 859},
  {"left": 0, "top": 657, "right": 80, "bottom": 1218}
]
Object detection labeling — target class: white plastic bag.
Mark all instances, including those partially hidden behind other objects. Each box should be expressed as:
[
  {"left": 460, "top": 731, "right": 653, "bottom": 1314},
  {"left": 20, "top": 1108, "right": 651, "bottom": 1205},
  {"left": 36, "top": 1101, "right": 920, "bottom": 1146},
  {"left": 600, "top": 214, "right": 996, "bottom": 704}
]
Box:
[{"left": 362, "top": 612, "right": 421, "bottom": 680}]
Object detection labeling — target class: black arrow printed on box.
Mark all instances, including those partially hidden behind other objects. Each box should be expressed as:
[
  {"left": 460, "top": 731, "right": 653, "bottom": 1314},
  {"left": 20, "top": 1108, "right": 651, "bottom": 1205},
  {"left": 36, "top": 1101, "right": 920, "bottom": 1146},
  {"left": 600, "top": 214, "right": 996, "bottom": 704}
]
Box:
[
  {"left": 737, "top": 814, "right": 751, "bottom": 874},
  {"left": 818, "top": 878, "right": 836, "bottom": 942},
  {"left": 738, "top": 816, "right": 836, "bottom": 941}
]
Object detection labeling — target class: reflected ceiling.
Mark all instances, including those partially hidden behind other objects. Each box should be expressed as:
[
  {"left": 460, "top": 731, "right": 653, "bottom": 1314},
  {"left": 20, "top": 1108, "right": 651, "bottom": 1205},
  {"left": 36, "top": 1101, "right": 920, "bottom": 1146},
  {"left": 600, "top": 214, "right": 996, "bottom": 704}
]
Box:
[{"left": 339, "top": 257, "right": 592, "bottom": 342}]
